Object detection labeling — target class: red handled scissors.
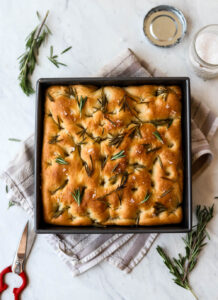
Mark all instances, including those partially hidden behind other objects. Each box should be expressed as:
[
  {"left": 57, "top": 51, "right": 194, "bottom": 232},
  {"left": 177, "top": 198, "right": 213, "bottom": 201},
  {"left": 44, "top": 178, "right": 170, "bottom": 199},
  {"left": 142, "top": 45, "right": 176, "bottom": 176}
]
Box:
[{"left": 0, "top": 221, "right": 29, "bottom": 300}]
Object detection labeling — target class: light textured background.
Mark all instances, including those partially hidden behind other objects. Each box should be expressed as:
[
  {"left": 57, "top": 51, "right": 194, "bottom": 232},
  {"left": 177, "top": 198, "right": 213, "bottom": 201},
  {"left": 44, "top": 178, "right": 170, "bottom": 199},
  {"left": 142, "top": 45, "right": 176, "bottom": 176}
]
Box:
[{"left": 0, "top": 0, "right": 218, "bottom": 299}]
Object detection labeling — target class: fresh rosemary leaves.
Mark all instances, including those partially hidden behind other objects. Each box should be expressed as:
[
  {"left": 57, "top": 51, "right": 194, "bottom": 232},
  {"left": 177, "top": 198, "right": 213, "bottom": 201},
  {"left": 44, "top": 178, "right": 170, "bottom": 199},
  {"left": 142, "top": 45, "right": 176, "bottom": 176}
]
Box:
[
  {"left": 55, "top": 156, "right": 69, "bottom": 165},
  {"left": 8, "top": 138, "right": 21, "bottom": 142},
  {"left": 116, "top": 172, "right": 128, "bottom": 191},
  {"left": 153, "top": 130, "right": 164, "bottom": 144},
  {"left": 51, "top": 179, "right": 68, "bottom": 195},
  {"left": 157, "top": 205, "right": 214, "bottom": 300},
  {"left": 111, "top": 150, "right": 125, "bottom": 161},
  {"left": 77, "top": 96, "right": 88, "bottom": 116},
  {"left": 53, "top": 203, "right": 69, "bottom": 218},
  {"left": 153, "top": 202, "right": 167, "bottom": 215},
  {"left": 94, "top": 90, "right": 108, "bottom": 113},
  {"left": 149, "top": 118, "right": 173, "bottom": 128},
  {"left": 159, "top": 188, "right": 173, "bottom": 198},
  {"left": 72, "top": 187, "right": 86, "bottom": 206},
  {"left": 48, "top": 135, "right": 62, "bottom": 144},
  {"left": 48, "top": 45, "right": 71, "bottom": 68},
  {"left": 155, "top": 87, "right": 168, "bottom": 101},
  {"left": 100, "top": 155, "right": 108, "bottom": 170},
  {"left": 108, "top": 133, "right": 125, "bottom": 148},
  {"left": 83, "top": 155, "right": 94, "bottom": 177},
  {"left": 140, "top": 192, "right": 151, "bottom": 204},
  {"left": 18, "top": 11, "right": 50, "bottom": 96},
  {"left": 61, "top": 46, "right": 72, "bottom": 54}
]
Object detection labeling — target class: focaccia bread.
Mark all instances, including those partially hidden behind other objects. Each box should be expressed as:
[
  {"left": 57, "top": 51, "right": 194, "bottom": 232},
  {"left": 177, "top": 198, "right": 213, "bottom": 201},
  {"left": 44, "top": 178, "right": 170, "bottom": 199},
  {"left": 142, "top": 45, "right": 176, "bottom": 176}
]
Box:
[{"left": 41, "top": 84, "right": 183, "bottom": 226}]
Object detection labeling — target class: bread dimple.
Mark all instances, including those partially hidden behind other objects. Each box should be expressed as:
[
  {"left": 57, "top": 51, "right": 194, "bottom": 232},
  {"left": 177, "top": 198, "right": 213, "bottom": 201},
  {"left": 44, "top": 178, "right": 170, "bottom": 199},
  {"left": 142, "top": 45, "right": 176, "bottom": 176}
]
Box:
[{"left": 41, "top": 84, "right": 183, "bottom": 226}]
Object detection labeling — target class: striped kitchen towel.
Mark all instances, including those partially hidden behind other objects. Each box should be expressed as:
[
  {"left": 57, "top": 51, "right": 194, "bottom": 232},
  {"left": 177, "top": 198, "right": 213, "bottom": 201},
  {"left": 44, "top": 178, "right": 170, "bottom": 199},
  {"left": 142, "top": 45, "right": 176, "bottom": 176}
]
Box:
[{"left": 1, "top": 49, "right": 218, "bottom": 276}]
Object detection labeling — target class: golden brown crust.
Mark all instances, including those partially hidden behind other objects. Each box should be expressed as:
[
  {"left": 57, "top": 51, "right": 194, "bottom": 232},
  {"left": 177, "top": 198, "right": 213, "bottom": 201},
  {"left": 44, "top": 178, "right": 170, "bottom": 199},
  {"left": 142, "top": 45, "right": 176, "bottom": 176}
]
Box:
[{"left": 41, "top": 84, "right": 183, "bottom": 226}]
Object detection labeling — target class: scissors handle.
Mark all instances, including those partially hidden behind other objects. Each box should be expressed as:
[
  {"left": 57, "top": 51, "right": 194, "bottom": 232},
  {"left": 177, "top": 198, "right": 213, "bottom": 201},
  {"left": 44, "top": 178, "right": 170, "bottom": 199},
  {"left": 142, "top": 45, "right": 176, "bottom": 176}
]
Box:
[{"left": 0, "top": 265, "right": 27, "bottom": 300}]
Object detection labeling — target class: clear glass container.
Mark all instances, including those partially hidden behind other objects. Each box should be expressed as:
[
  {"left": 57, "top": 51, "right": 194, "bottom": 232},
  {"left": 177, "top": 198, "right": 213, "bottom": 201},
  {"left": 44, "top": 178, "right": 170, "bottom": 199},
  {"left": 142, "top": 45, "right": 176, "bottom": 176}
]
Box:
[{"left": 189, "top": 24, "right": 218, "bottom": 79}]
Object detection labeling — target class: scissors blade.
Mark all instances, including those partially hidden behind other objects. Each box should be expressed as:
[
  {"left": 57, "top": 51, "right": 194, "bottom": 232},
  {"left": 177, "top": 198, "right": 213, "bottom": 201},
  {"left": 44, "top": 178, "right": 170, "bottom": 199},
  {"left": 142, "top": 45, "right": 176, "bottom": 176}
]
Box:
[
  {"left": 17, "top": 221, "right": 28, "bottom": 259},
  {"left": 12, "top": 221, "right": 28, "bottom": 273}
]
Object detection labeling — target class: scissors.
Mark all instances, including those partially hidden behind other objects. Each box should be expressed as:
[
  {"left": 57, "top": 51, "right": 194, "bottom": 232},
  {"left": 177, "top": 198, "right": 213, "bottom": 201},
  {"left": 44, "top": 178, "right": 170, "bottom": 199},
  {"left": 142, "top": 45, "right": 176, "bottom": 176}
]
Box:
[{"left": 0, "top": 221, "right": 29, "bottom": 300}]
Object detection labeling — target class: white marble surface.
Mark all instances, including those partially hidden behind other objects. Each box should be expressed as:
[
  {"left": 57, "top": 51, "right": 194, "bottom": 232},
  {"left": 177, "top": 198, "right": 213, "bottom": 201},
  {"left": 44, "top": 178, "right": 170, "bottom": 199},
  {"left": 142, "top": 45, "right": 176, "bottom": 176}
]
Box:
[{"left": 0, "top": 0, "right": 218, "bottom": 299}]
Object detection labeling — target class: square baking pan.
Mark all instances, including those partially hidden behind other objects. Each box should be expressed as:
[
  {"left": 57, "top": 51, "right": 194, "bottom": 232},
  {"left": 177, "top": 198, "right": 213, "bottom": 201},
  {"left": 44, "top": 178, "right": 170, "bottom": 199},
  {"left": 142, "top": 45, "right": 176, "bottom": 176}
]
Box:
[{"left": 35, "top": 77, "right": 192, "bottom": 234}]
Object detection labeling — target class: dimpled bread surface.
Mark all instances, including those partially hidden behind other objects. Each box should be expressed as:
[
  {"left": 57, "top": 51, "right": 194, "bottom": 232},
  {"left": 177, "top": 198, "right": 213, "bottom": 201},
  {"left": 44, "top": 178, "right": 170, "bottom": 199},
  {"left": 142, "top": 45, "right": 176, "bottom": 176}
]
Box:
[{"left": 41, "top": 84, "right": 183, "bottom": 226}]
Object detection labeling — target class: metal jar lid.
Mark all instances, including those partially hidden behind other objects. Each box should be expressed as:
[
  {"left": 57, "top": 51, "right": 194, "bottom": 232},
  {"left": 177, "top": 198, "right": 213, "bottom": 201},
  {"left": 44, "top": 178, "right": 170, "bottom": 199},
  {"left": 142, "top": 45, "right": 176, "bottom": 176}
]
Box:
[{"left": 143, "top": 5, "right": 187, "bottom": 47}]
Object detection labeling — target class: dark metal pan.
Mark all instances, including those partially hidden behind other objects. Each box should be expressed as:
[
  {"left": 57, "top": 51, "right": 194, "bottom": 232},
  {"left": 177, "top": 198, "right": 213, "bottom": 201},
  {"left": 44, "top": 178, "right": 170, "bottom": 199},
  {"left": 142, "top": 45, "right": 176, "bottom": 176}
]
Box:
[{"left": 35, "top": 77, "right": 192, "bottom": 234}]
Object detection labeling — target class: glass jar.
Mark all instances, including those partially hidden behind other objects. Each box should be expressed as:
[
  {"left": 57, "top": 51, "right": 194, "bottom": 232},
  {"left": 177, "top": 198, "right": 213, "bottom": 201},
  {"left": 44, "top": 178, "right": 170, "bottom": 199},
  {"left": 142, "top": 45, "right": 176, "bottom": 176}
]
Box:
[{"left": 189, "top": 24, "right": 218, "bottom": 79}]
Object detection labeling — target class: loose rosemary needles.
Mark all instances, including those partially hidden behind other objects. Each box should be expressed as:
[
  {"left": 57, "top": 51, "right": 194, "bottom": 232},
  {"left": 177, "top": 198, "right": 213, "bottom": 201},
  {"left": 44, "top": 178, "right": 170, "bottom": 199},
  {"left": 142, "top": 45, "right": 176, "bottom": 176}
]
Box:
[
  {"left": 48, "top": 45, "right": 72, "bottom": 68},
  {"left": 18, "top": 11, "right": 51, "bottom": 96},
  {"left": 157, "top": 205, "right": 214, "bottom": 299}
]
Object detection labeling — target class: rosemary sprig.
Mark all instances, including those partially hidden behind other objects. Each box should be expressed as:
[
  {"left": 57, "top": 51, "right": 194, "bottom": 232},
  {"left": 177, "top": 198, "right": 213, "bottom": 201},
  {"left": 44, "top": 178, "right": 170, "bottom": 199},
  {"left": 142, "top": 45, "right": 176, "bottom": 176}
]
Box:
[
  {"left": 108, "top": 133, "right": 125, "bottom": 148},
  {"left": 140, "top": 192, "right": 151, "bottom": 204},
  {"left": 116, "top": 172, "right": 128, "bottom": 191},
  {"left": 128, "top": 122, "right": 142, "bottom": 139},
  {"left": 119, "top": 95, "right": 138, "bottom": 118},
  {"left": 6, "top": 185, "right": 8, "bottom": 193},
  {"left": 51, "top": 179, "right": 69, "bottom": 195},
  {"left": 76, "top": 124, "right": 87, "bottom": 137},
  {"left": 77, "top": 146, "right": 94, "bottom": 176},
  {"left": 104, "top": 115, "right": 116, "bottom": 125},
  {"left": 142, "top": 144, "right": 161, "bottom": 154},
  {"left": 18, "top": 10, "right": 50, "bottom": 96},
  {"left": 77, "top": 137, "right": 87, "bottom": 145},
  {"left": 48, "top": 135, "right": 62, "bottom": 144},
  {"left": 100, "top": 155, "right": 108, "bottom": 169},
  {"left": 93, "top": 90, "right": 108, "bottom": 113},
  {"left": 65, "top": 86, "right": 78, "bottom": 99},
  {"left": 155, "top": 87, "right": 168, "bottom": 101},
  {"left": 129, "top": 162, "right": 145, "bottom": 171},
  {"left": 111, "top": 150, "right": 125, "bottom": 161},
  {"left": 119, "top": 95, "right": 130, "bottom": 112},
  {"left": 157, "top": 205, "right": 214, "bottom": 300},
  {"left": 159, "top": 188, "right": 173, "bottom": 198},
  {"left": 36, "top": 11, "right": 41, "bottom": 20},
  {"left": 153, "top": 202, "right": 167, "bottom": 215},
  {"left": 157, "top": 155, "right": 163, "bottom": 169},
  {"left": 148, "top": 118, "right": 173, "bottom": 128},
  {"left": 83, "top": 155, "right": 94, "bottom": 177},
  {"left": 72, "top": 187, "right": 86, "bottom": 206},
  {"left": 61, "top": 46, "right": 72, "bottom": 54},
  {"left": 76, "top": 124, "right": 106, "bottom": 143},
  {"left": 48, "top": 46, "right": 67, "bottom": 68},
  {"left": 8, "top": 138, "right": 21, "bottom": 142},
  {"left": 112, "top": 163, "right": 119, "bottom": 173},
  {"left": 53, "top": 204, "right": 70, "bottom": 218},
  {"left": 91, "top": 135, "right": 107, "bottom": 144},
  {"left": 77, "top": 96, "right": 88, "bottom": 116},
  {"left": 55, "top": 156, "right": 69, "bottom": 165},
  {"left": 153, "top": 130, "right": 164, "bottom": 144}
]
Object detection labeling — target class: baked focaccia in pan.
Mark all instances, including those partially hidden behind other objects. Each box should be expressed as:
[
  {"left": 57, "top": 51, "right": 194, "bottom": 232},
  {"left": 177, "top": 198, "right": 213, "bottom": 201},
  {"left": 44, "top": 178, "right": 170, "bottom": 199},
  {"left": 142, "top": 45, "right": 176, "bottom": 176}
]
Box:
[{"left": 41, "top": 84, "right": 183, "bottom": 226}]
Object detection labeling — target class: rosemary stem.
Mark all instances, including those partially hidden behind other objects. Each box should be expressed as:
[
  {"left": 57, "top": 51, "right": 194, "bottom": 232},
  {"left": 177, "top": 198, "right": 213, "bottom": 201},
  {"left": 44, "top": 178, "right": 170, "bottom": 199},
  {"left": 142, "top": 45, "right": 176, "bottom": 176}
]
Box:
[
  {"left": 21, "top": 10, "right": 49, "bottom": 75},
  {"left": 188, "top": 286, "right": 198, "bottom": 300},
  {"left": 36, "top": 10, "right": 49, "bottom": 38}
]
